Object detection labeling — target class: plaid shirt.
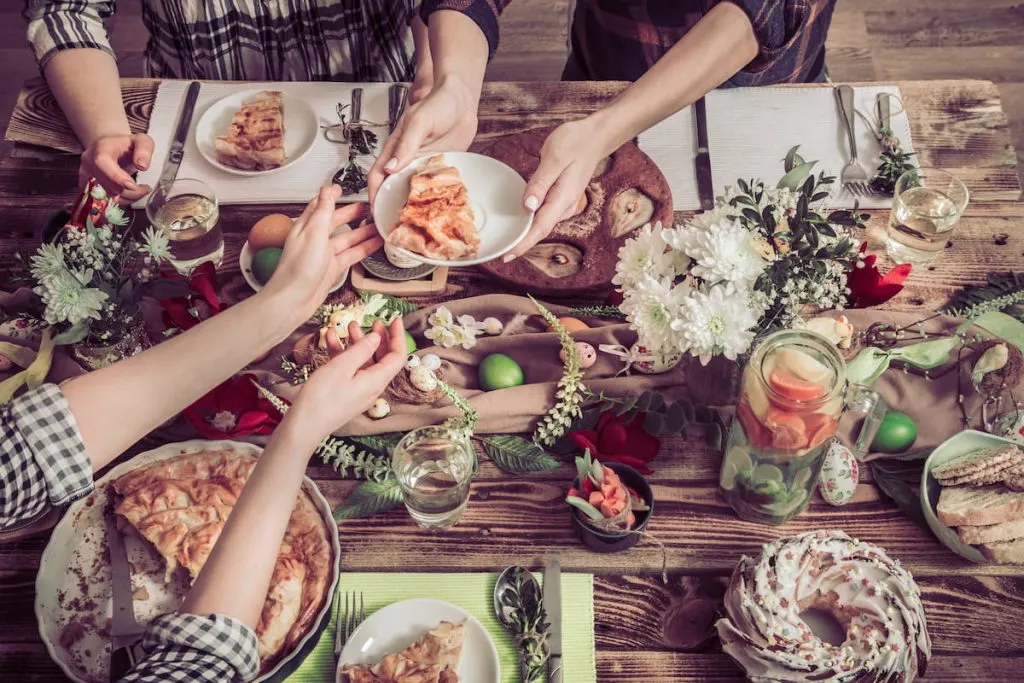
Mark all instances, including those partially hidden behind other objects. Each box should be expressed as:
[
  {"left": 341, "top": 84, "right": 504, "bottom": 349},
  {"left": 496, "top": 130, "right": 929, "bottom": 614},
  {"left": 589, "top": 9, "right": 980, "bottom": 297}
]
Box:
[
  {"left": 424, "top": 0, "right": 835, "bottom": 85},
  {"left": 24, "top": 0, "right": 420, "bottom": 82},
  {"left": 2, "top": 384, "right": 259, "bottom": 681}
]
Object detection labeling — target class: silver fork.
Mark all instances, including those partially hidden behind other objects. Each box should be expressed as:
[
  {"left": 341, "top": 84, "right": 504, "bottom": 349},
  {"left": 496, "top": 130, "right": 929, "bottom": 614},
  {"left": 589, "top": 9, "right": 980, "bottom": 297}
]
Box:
[
  {"left": 835, "top": 85, "right": 873, "bottom": 197},
  {"left": 334, "top": 590, "right": 365, "bottom": 656}
]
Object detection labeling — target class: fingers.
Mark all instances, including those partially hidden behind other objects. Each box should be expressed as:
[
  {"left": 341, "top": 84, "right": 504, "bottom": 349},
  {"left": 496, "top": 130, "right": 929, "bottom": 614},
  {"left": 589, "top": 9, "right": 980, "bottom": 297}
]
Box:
[
  {"left": 522, "top": 154, "right": 566, "bottom": 213},
  {"left": 330, "top": 223, "right": 377, "bottom": 251},
  {"left": 331, "top": 202, "right": 368, "bottom": 229},
  {"left": 333, "top": 234, "right": 383, "bottom": 270},
  {"left": 325, "top": 326, "right": 344, "bottom": 357},
  {"left": 506, "top": 180, "right": 577, "bottom": 261},
  {"left": 131, "top": 134, "right": 155, "bottom": 171},
  {"left": 353, "top": 320, "right": 407, "bottom": 388},
  {"left": 347, "top": 321, "right": 364, "bottom": 344},
  {"left": 90, "top": 153, "right": 140, "bottom": 196},
  {"left": 324, "top": 329, "right": 382, "bottom": 379}
]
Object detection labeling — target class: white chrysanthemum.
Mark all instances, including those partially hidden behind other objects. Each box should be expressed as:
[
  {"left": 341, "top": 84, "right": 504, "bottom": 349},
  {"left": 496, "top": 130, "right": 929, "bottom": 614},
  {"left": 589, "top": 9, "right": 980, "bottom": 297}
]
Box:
[
  {"left": 30, "top": 243, "right": 67, "bottom": 282},
  {"left": 104, "top": 202, "right": 130, "bottom": 227},
  {"left": 613, "top": 222, "right": 678, "bottom": 288},
  {"left": 664, "top": 218, "right": 766, "bottom": 286},
  {"left": 37, "top": 270, "right": 108, "bottom": 326},
  {"left": 139, "top": 226, "right": 173, "bottom": 263},
  {"left": 671, "top": 284, "right": 759, "bottom": 365},
  {"left": 621, "top": 275, "right": 689, "bottom": 354},
  {"left": 90, "top": 183, "right": 107, "bottom": 200},
  {"left": 68, "top": 267, "right": 95, "bottom": 286}
]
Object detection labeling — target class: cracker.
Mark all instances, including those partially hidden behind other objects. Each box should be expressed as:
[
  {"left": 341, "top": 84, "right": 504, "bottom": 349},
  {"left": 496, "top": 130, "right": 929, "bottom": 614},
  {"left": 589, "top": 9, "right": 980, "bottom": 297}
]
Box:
[
  {"left": 933, "top": 445, "right": 1023, "bottom": 482},
  {"left": 941, "top": 460, "right": 1021, "bottom": 486}
]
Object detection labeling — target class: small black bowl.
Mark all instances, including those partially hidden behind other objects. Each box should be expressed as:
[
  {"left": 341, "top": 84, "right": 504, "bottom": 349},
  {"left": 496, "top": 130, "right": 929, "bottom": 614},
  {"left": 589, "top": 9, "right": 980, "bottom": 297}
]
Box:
[{"left": 570, "top": 462, "right": 654, "bottom": 553}]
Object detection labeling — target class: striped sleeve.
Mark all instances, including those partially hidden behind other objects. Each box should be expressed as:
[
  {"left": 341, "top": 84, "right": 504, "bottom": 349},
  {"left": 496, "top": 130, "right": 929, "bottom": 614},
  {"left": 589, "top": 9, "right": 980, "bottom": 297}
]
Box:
[
  {"left": 420, "top": 0, "right": 511, "bottom": 59},
  {"left": 727, "top": 0, "right": 836, "bottom": 86},
  {"left": 23, "top": 0, "right": 117, "bottom": 70}
]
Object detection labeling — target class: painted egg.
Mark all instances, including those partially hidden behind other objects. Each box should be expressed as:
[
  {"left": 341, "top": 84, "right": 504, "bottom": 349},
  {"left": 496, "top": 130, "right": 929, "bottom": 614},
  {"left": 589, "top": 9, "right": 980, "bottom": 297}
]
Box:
[
  {"left": 818, "top": 442, "right": 859, "bottom": 506},
  {"left": 422, "top": 354, "right": 442, "bottom": 371},
  {"left": 870, "top": 411, "right": 918, "bottom": 454},
  {"left": 405, "top": 354, "right": 421, "bottom": 370},
  {"left": 409, "top": 366, "right": 438, "bottom": 392},
  {"left": 478, "top": 353, "right": 524, "bottom": 391},
  {"left": 551, "top": 317, "right": 590, "bottom": 333},
  {"left": 252, "top": 247, "right": 283, "bottom": 285},
  {"left": 247, "top": 214, "right": 293, "bottom": 252},
  {"left": 366, "top": 398, "right": 391, "bottom": 419},
  {"left": 404, "top": 331, "right": 417, "bottom": 354},
  {"left": 631, "top": 343, "right": 682, "bottom": 375},
  {"left": 482, "top": 317, "right": 504, "bottom": 335},
  {"left": 0, "top": 354, "right": 11, "bottom": 372},
  {"left": 561, "top": 341, "right": 597, "bottom": 369}
]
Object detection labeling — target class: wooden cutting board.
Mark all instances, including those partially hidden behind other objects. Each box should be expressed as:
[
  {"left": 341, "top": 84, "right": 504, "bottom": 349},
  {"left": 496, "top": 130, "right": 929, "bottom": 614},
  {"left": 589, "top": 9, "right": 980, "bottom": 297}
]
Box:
[{"left": 473, "top": 126, "right": 673, "bottom": 295}]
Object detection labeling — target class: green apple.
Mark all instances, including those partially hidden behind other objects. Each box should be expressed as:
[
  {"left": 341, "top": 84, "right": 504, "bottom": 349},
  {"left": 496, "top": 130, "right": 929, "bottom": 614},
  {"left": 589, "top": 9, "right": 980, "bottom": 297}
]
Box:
[{"left": 478, "top": 353, "right": 524, "bottom": 391}]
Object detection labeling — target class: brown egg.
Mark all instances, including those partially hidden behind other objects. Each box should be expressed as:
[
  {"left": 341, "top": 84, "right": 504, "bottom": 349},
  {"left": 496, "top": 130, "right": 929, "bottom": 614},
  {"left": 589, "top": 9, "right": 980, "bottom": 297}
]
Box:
[
  {"left": 551, "top": 316, "right": 590, "bottom": 333},
  {"left": 247, "top": 214, "right": 294, "bottom": 252}
]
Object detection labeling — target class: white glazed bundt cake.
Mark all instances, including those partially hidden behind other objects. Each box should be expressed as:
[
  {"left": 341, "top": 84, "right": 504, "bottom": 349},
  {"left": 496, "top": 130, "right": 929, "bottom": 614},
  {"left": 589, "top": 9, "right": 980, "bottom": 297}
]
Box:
[{"left": 716, "top": 530, "right": 931, "bottom": 682}]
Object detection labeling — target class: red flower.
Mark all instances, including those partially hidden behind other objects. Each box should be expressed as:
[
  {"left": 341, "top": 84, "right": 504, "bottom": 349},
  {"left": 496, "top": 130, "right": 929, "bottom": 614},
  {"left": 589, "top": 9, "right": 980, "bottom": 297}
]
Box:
[
  {"left": 182, "top": 373, "right": 284, "bottom": 439},
  {"left": 846, "top": 243, "right": 912, "bottom": 308},
  {"left": 159, "top": 262, "right": 224, "bottom": 333},
  {"left": 568, "top": 412, "right": 661, "bottom": 474}
]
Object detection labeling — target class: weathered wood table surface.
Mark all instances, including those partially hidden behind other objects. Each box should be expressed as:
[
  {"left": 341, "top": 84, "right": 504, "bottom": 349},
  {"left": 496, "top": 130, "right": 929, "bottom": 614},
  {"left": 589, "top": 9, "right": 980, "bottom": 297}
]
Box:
[{"left": 2, "top": 78, "right": 1023, "bottom": 681}]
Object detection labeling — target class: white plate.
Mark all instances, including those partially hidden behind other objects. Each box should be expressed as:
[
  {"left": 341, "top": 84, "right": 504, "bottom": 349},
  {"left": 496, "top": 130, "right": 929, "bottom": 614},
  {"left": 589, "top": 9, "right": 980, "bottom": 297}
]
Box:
[
  {"left": 35, "top": 439, "right": 341, "bottom": 683},
  {"left": 239, "top": 228, "right": 350, "bottom": 294},
  {"left": 337, "top": 598, "right": 500, "bottom": 683},
  {"left": 372, "top": 152, "right": 534, "bottom": 267},
  {"left": 195, "top": 89, "right": 318, "bottom": 176}
]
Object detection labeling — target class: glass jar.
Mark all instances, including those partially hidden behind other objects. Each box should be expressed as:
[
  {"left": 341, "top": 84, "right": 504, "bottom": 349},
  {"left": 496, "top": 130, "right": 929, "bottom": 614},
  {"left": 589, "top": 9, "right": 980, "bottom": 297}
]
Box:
[{"left": 719, "top": 330, "right": 881, "bottom": 525}]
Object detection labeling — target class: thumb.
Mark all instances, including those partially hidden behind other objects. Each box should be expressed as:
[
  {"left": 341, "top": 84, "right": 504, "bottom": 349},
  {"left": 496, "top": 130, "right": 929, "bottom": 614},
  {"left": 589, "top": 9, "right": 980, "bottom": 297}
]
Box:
[
  {"left": 131, "top": 134, "right": 155, "bottom": 171},
  {"left": 522, "top": 154, "right": 565, "bottom": 213},
  {"left": 322, "top": 330, "right": 381, "bottom": 379},
  {"left": 380, "top": 114, "right": 429, "bottom": 176},
  {"left": 325, "top": 327, "right": 344, "bottom": 357}
]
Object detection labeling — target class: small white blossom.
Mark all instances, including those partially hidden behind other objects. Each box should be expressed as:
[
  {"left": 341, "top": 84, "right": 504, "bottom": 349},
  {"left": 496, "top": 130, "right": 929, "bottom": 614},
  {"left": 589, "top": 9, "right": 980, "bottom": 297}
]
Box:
[
  {"left": 139, "top": 226, "right": 173, "bottom": 263},
  {"left": 672, "top": 284, "right": 760, "bottom": 365},
  {"left": 104, "top": 203, "right": 130, "bottom": 226},
  {"left": 664, "top": 218, "right": 766, "bottom": 286}
]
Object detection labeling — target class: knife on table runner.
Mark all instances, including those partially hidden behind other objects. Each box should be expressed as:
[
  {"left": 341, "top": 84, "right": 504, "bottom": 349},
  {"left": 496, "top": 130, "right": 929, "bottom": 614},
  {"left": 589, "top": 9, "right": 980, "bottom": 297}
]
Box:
[
  {"left": 389, "top": 83, "right": 409, "bottom": 133},
  {"left": 544, "top": 555, "right": 563, "bottom": 683},
  {"left": 106, "top": 514, "right": 146, "bottom": 682},
  {"left": 694, "top": 97, "right": 714, "bottom": 210},
  {"left": 156, "top": 80, "right": 201, "bottom": 192}
]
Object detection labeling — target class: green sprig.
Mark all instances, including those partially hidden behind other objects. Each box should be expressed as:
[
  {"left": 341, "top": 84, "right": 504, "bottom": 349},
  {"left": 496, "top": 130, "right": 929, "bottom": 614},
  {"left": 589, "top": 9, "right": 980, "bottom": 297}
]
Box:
[
  {"left": 565, "top": 305, "right": 626, "bottom": 319},
  {"left": 530, "top": 296, "right": 588, "bottom": 446}
]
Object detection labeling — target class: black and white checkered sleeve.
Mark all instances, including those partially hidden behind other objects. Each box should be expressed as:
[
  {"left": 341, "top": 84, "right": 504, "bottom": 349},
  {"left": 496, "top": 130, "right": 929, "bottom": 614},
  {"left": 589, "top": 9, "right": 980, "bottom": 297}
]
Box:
[
  {"left": 1, "top": 384, "right": 92, "bottom": 530},
  {"left": 121, "top": 613, "right": 261, "bottom": 683}
]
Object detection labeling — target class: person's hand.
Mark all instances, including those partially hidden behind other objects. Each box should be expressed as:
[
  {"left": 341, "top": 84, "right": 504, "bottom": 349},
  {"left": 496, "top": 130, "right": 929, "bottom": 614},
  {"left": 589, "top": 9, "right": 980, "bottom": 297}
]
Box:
[
  {"left": 261, "top": 186, "right": 384, "bottom": 319},
  {"left": 287, "top": 319, "right": 407, "bottom": 439},
  {"left": 368, "top": 77, "right": 479, "bottom": 203},
  {"left": 409, "top": 69, "right": 434, "bottom": 106},
  {"left": 506, "top": 118, "right": 613, "bottom": 261},
  {"left": 80, "top": 133, "right": 154, "bottom": 203}
]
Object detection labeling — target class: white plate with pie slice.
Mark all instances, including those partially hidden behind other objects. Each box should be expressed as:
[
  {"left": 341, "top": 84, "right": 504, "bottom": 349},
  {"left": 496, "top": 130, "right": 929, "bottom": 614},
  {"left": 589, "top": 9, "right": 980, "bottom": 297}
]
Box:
[
  {"left": 372, "top": 151, "right": 534, "bottom": 267},
  {"left": 337, "top": 598, "right": 500, "bottom": 683},
  {"left": 195, "top": 89, "right": 319, "bottom": 176}
]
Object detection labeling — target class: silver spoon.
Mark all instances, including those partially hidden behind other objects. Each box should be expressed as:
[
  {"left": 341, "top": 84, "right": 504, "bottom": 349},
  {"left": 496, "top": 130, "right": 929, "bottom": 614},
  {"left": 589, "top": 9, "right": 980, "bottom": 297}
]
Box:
[{"left": 494, "top": 566, "right": 542, "bottom": 683}]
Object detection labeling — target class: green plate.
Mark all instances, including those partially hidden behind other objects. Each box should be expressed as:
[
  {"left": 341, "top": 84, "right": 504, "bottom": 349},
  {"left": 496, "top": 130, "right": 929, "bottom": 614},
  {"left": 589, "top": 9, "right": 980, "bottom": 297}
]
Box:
[{"left": 920, "top": 429, "right": 1022, "bottom": 564}]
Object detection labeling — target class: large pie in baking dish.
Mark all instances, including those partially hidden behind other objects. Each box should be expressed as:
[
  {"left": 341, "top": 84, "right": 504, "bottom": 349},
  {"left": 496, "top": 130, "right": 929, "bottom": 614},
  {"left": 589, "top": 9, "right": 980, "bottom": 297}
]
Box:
[
  {"left": 342, "top": 621, "right": 463, "bottom": 683},
  {"left": 111, "top": 449, "right": 332, "bottom": 670}
]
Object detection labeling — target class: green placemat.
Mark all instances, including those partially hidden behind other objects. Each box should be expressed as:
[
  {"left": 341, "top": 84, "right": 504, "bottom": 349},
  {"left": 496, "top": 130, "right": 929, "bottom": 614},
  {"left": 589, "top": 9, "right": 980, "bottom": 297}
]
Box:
[{"left": 288, "top": 572, "right": 596, "bottom": 683}]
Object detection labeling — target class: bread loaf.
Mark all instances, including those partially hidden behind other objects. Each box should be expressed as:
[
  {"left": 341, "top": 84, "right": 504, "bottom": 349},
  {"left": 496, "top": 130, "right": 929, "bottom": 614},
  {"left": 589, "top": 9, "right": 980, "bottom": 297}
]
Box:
[
  {"left": 936, "top": 485, "right": 1024, "bottom": 527},
  {"left": 980, "top": 537, "right": 1024, "bottom": 564},
  {"left": 958, "top": 518, "right": 1024, "bottom": 545}
]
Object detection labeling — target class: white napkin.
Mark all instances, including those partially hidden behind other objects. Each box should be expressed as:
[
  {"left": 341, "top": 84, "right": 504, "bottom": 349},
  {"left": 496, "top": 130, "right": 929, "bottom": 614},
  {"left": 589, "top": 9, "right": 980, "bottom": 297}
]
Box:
[
  {"left": 133, "top": 81, "right": 391, "bottom": 208},
  {"left": 637, "top": 85, "right": 915, "bottom": 211}
]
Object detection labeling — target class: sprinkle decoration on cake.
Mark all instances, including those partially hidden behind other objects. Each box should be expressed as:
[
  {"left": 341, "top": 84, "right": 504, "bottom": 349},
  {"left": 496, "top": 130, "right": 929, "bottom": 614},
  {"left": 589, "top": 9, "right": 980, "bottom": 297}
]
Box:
[{"left": 716, "top": 530, "right": 931, "bottom": 682}]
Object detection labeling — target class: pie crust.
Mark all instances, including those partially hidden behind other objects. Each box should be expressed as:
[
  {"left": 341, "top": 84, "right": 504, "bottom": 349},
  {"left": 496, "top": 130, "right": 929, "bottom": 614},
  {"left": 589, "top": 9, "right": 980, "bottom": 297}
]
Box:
[
  {"left": 214, "top": 90, "right": 287, "bottom": 171},
  {"left": 342, "top": 621, "right": 463, "bottom": 683}
]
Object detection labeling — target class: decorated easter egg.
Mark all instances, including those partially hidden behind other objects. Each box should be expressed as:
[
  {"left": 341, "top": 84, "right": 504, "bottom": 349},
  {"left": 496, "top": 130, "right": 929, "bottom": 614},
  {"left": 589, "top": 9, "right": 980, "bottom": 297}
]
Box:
[
  {"left": 247, "top": 214, "right": 293, "bottom": 252},
  {"left": 818, "top": 442, "right": 859, "bottom": 506},
  {"left": 631, "top": 343, "right": 682, "bottom": 375},
  {"left": 479, "top": 353, "right": 524, "bottom": 391},
  {"left": 561, "top": 341, "right": 597, "bottom": 369},
  {"left": 366, "top": 398, "right": 391, "bottom": 419},
  {"left": 404, "top": 331, "right": 417, "bottom": 354},
  {"left": 482, "top": 317, "right": 504, "bottom": 335},
  {"left": 422, "top": 354, "right": 442, "bottom": 371},
  {"left": 870, "top": 411, "right": 918, "bottom": 453},
  {"left": 552, "top": 317, "right": 590, "bottom": 333},
  {"left": 409, "top": 366, "right": 438, "bottom": 392},
  {"left": 406, "top": 354, "right": 421, "bottom": 370},
  {"left": 252, "top": 247, "right": 283, "bottom": 285}
]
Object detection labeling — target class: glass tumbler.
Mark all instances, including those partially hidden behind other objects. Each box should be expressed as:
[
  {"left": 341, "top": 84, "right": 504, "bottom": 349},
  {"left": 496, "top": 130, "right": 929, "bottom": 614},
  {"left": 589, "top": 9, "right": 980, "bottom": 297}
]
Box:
[
  {"left": 392, "top": 426, "right": 475, "bottom": 529},
  {"left": 886, "top": 167, "right": 969, "bottom": 265},
  {"left": 146, "top": 178, "right": 225, "bottom": 274}
]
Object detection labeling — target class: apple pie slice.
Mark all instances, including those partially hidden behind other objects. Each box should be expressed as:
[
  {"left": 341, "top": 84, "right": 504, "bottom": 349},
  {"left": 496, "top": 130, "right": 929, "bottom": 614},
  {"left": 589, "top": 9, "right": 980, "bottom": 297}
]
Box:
[
  {"left": 342, "top": 621, "right": 463, "bottom": 683},
  {"left": 214, "top": 90, "right": 287, "bottom": 171},
  {"left": 386, "top": 155, "right": 480, "bottom": 260}
]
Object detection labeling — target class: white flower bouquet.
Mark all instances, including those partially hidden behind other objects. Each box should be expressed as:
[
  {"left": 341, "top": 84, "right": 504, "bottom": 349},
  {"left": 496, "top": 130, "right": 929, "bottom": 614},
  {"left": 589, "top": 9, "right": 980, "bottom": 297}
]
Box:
[{"left": 614, "top": 148, "right": 866, "bottom": 365}]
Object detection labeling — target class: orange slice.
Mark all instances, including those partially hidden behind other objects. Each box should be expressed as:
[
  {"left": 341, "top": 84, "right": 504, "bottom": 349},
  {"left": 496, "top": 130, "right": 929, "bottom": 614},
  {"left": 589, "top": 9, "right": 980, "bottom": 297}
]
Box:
[
  {"left": 768, "top": 370, "right": 827, "bottom": 403},
  {"left": 763, "top": 408, "right": 809, "bottom": 451}
]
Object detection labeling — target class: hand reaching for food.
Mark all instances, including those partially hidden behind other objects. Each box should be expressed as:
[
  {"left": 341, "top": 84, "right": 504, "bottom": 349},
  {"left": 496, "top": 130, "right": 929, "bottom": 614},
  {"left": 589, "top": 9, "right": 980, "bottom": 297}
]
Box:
[{"left": 80, "top": 133, "right": 154, "bottom": 203}]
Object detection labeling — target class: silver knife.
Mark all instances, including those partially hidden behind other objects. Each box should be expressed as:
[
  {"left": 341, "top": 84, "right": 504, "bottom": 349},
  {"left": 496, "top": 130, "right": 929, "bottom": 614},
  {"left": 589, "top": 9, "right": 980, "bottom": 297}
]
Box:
[
  {"left": 543, "top": 556, "right": 563, "bottom": 683},
  {"left": 106, "top": 515, "right": 145, "bottom": 681},
  {"left": 388, "top": 83, "right": 408, "bottom": 134},
  {"left": 156, "top": 81, "right": 201, "bottom": 191},
  {"left": 878, "top": 93, "right": 892, "bottom": 132},
  {"left": 693, "top": 97, "right": 714, "bottom": 210}
]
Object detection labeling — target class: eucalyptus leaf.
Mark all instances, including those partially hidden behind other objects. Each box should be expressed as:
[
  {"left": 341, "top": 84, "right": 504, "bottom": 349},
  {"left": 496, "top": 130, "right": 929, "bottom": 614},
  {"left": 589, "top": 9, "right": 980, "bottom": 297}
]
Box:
[
  {"left": 665, "top": 402, "right": 687, "bottom": 432},
  {"left": 869, "top": 461, "right": 929, "bottom": 531},
  {"left": 566, "top": 496, "right": 604, "bottom": 521},
  {"left": 52, "top": 320, "right": 90, "bottom": 345},
  {"left": 644, "top": 411, "right": 664, "bottom": 435},
  {"left": 846, "top": 347, "right": 891, "bottom": 385},
  {"left": 634, "top": 391, "right": 653, "bottom": 412},
  {"left": 333, "top": 477, "right": 404, "bottom": 520},
  {"left": 615, "top": 395, "right": 639, "bottom": 417},
  {"left": 694, "top": 405, "right": 714, "bottom": 424},
  {"left": 889, "top": 337, "right": 959, "bottom": 370},
  {"left": 345, "top": 433, "right": 401, "bottom": 456},
  {"left": 783, "top": 145, "right": 804, "bottom": 172},
  {"left": 777, "top": 160, "right": 818, "bottom": 191},
  {"left": 482, "top": 435, "right": 560, "bottom": 474},
  {"left": 958, "top": 311, "right": 1024, "bottom": 352},
  {"left": 648, "top": 393, "right": 666, "bottom": 412}
]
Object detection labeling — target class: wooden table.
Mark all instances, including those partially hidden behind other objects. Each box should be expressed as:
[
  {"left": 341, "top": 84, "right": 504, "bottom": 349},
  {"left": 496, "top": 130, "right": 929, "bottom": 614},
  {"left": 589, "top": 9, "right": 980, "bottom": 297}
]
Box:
[{"left": 2, "top": 79, "right": 1023, "bottom": 681}]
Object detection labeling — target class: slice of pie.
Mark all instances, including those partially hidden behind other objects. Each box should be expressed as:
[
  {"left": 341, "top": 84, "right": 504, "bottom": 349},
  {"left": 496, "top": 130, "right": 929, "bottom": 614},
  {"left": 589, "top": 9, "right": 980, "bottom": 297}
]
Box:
[
  {"left": 111, "top": 449, "right": 332, "bottom": 671},
  {"left": 214, "top": 90, "right": 287, "bottom": 171},
  {"left": 342, "top": 621, "right": 463, "bottom": 683},
  {"left": 385, "top": 154, "right": 480, "bottom": 260}
]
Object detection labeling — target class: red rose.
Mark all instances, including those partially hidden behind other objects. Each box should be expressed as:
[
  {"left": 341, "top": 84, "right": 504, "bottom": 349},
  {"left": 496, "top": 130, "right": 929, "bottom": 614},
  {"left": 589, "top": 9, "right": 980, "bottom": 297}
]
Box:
[
  {"left": 568, "top": 411, "right": 661, "bottom": 474},
  {"left": 159, "top": 262, "right": 223, "bottom": 333},
  {"left": 182, "top": 373, "right": 284, "bottom": 439},
  {"left": 846, "top": 243, "right": 912, "bottom": 308}
]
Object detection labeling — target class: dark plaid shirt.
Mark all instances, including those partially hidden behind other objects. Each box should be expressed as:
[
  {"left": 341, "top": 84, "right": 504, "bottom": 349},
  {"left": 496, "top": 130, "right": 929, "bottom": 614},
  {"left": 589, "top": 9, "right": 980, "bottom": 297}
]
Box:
[
  {"left": 1, "top": 384, "right": 259, "bottom": 682},
  {"left": 424, "top": 0, "right": 835, "bottom": 85}
]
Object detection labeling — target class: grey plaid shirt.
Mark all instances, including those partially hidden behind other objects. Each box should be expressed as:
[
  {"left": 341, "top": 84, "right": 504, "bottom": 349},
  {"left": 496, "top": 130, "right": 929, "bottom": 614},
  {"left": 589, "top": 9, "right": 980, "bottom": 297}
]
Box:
[
  {"left": 2, "top": 384, "right": 260, "bottom": 682},
  {"left": 24, "top": 0, "right": 420, "bottom": 82}
]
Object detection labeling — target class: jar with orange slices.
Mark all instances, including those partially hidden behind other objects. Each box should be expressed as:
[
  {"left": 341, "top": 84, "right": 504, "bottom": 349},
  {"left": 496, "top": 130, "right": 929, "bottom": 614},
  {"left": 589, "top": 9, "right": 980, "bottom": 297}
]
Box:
[{"left": 720, "top": 329, "right": 884, "bottom": 524}]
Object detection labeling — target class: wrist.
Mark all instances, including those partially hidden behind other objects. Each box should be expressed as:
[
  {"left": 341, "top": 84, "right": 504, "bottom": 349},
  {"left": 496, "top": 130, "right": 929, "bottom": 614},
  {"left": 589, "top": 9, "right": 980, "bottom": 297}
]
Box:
[
  {"left": 583, "top": 108, "right": 633, "bottom": 158},
  {"left": 81, "top": 122, "right": 132, "bottom": 149},
  {"left": 435, "top": 72, "right": 481, "bottom": 112},
  {"left": 249, "top": 288, "right": 310, "bottom": 343},
  {"left": 271, "top": 411, "right": 323, "bottom": 460}
]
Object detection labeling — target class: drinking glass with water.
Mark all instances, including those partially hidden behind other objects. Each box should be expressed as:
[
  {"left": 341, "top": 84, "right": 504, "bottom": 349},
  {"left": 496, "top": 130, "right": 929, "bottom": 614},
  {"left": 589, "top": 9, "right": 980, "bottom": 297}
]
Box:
[
  {"left": 146, "top": 178, "right": 225, "bottom": 274},
  {"left": 886, "top": 167, "right": 968, "bottom": 265},
  {"left": 392, "top": 426, "right": 475, "bottom": 529}
]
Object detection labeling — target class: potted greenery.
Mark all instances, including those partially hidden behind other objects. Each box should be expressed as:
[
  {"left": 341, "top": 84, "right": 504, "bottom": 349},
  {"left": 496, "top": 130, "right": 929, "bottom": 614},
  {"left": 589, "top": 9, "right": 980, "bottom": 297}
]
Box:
[{"left": 566, "top": 451, "right": 654, "bottom": 553}]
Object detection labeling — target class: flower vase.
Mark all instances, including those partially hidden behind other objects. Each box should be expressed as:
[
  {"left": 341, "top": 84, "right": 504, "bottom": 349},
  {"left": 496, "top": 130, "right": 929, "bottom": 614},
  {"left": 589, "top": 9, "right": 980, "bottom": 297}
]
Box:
[
  {"left": 72, "top": 320, "right": 152, "bottom": 371},
  {"left": 680, "top": 355, "right": 743, "bottom": 407}
]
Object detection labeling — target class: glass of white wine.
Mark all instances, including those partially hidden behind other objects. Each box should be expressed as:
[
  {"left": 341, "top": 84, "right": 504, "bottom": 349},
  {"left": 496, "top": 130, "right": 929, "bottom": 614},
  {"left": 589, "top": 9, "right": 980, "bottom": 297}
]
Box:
[
  {"left": 146, "top": 178, "right": 225, "bottom": 274},
  {"left": 392, "top": 426, "right": 475, "bottom": 530},
  {"left": 886, "top": 167, "right": 968, "bottom": 265}
]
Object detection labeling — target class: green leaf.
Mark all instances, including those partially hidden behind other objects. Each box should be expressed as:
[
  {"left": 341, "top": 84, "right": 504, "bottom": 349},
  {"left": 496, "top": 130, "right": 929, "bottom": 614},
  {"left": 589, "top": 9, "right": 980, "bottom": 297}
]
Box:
[
  {"left": 889, "top": 337, "right": 959, "bottom": 370},
  {"left": 360, "top": 291, "right": 417, "bottom": 316},
  {"left": 777, "top": 160, "right": 818, "bottom": 191},
  {"left": 846, "top": 347, "right": 891, "bottom": 385},
  {"left": 345, "top": 433, "right": 401, "bottom": 456},
  {"left": 333, "top": 477, "right": 404, "bottom": 520},
  {"left": 614, "top": 395, "right": 638, "bottom": 417},
  {"left": 566, "top": 496, "right": 604, "bottom": 521},
  {"left": 665, "top": 401, "right": 688, "bottom": 433},
  {"left": 482, "top": 435, "right": 560, "bottom": 474},
  {"left": 783, "top": 145, "right": 804, "bottom": 172},
  {"left": 644, "top": 411, "right": 664, "bottom": 435},
  {"left": 959, "top": 311, "right": 1024, "bottom": 352},
  {"left": 869, "top": 461, "right": 929, "bottom": 531},
  {"left": 634, "top": 391, "right": 653, "bottom": 412},
  {"left": 52, "top": 320, "right": 90, "bottom": 345},
  {"left": 694, "top": 405, "right": 714, "bottom": 424}
]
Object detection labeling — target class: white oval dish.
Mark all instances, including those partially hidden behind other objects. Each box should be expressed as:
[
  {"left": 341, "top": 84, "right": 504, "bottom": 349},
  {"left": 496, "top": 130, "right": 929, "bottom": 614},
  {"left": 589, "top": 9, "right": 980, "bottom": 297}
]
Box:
[
  {"left": 35, "top": 439, "right": 341, "bottom": 683},
  {"left": 195, "top": 89, "right": 318, "bottom": 176},
  {"left": 239, "top": 226, "right": 350, "bottom": 294},
  {"left": 337, "top": 598, "right": 500, "bottom": 683},
  {"left": 372, "top": 151, "right": 534, "bottom": 267}
]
